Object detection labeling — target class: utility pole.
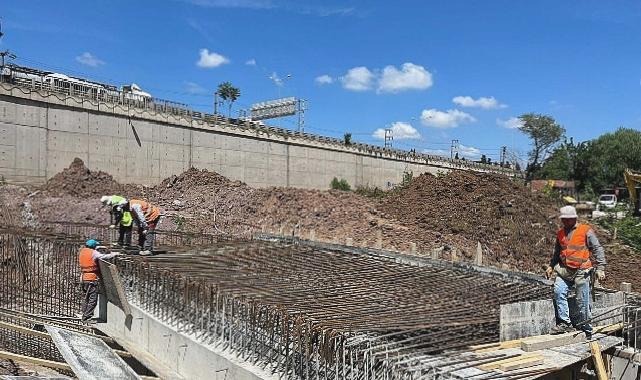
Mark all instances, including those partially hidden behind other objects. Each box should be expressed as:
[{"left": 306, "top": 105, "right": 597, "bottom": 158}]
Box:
[
  {"left": 213, "top": 91, "right": 219, "bottom": 115},
  {"left": 500, "top": 146, "right": 507, "bottom": 167},
  {"left": 297, "top": 99, "right": 306, "bottom": 132},
  {"left": 450, "top": 139, "right": 459, "bottom": 159},
  {"left": 384, "top": 128, "right": 393, "bottom": 148}
]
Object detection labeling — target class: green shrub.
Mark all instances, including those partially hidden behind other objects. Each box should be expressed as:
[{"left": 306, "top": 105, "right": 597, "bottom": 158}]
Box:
[
  {"left": 597, "top": 216, "right": 641, "bottom": 253},
  {"left": 355, "top": 185, "right": 386, "bottom": 198},
  {"left": 331, "top": 177, "right": 351, "bottom": 191}
]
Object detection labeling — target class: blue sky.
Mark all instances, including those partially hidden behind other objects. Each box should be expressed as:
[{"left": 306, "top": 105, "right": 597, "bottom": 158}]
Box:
[{"left": 3, "top": 0, "right": 641, "bottom": 163}]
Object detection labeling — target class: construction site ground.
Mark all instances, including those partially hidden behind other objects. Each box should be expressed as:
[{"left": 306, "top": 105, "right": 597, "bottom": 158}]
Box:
[{"left": 1, "top": 157, "right": 640, "bottom": 291}]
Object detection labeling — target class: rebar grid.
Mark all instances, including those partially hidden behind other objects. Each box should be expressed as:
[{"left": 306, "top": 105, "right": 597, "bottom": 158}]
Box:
[
  {"left": 623, "top": 295, "right": 641, "bottom": 352},
  {"left": 38, "top": 221, "right": 238, "bottom": 248},
  {"left": 116, "top": 241, "right": 551, "bottom": 379}
]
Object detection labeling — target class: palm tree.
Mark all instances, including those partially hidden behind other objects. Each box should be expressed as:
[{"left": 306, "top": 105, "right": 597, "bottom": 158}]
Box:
[{"left": 217, "top": 82, "right": 241, "bottom": 117}]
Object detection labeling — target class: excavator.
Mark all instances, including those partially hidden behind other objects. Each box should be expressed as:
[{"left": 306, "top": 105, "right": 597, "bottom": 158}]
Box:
[{"left": 623, "top": 169, "right": 641, "bottom": 216}]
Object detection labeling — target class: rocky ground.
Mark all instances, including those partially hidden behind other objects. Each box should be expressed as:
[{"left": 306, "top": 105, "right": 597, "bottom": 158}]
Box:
[{"left": 1, "top": 158, "right": 639, "bottom": 290}]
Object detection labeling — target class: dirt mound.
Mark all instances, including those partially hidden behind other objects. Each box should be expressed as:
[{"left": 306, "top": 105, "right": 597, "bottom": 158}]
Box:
[
  {"left": 250, "top": 187, "right": 405, "bottom": 243},
  {"left": 43, "top": 158, "right": 124, "bottom": 198},
  {"left": 144, "top": 168, "right": 257, "bottom": 232},
  {"left": 380, "top": 171, "right": 559, "bottom": 270}
]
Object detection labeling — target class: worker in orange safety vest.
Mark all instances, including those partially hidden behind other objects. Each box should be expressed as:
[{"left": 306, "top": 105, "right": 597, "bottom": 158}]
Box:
[
  {"left": 78, "top": 239, "right": 119, "bottom": 322},
  {"left": 126, "top": 199, "right": 162, "bottom": 255},
  {"left": 545, "top": 206, "right": 606, "bottom": 337}
]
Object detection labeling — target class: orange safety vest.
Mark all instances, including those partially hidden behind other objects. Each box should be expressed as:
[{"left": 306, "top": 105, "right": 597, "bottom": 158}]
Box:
[
  {"left": 557, "top": 224, "right": 592, "bottom": 269},
  {"left": 129, "top": 199, "right": 160, "bottom": 223},
  {"left": 78, "top": 247, "right": 99, "bottom": 281}
]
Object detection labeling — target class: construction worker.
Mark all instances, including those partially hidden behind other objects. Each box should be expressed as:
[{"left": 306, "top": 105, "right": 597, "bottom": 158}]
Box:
[
  {"left": 78, "top": 239, "right": 119, "bottom": 322},
  {"left": 101, "top": 195, "right": 133, "bottom": 246},
  {"left": 127, "top": 199, "right": 162, "bottom": 255},
  {"left": 546, "top": 205, "right": 606, "bottom": 337}
]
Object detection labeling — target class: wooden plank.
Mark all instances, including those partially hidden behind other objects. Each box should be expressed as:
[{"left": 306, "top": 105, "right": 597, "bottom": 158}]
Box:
[
  {"left": 0, "top": 321, "right": 50, "bottom": 339},
  {"left": 498, "top": 357, "right": 544, "bottom": 371},
  {"left": 590, "top": 341, "right": 608, "bottom": 380},
  {"left": 594, "top": 323, "right": 623, "bottom": 334},
  {"left": 478, "top": 354, "right": 541, "bottom": 371},
  {"left": 472, "top": 339, "right": 523, "bottom": 353},
  {"left": 521, "top": 332, "right": 586, "bottom": 352},
  {"left": 0, "top": 350, "right": 72, "bottom": 371},
  {"left": 98, "top": 259, "right": 132, "bottom": 317},
  {"left": 0, "top": 318, "right": 114, "bottom": 344}
]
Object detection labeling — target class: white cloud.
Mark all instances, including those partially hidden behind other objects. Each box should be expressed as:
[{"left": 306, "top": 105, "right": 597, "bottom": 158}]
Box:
[
  {"left": 315, "top": 74, "right": 334, "bottom": 85},
  {"left": 196, "top": 49, "right": 230, "bottom": 68},
  {"left": 420, "top": 109, "right": 476, "bottom": 128},
  {"left": 452, "top": 96, "right": 506, "bottom": 109},
  {"left": 373, "top": 121, "right": 421, "bottom": 140},
  {"left": 496, "top": 117, "right": 524, "bottom": 129},
  {"left": 183, "top": 0, "right": 274, "bottom": 9},
  {"left": 341, "top": 66, "right": 375, "bottom": 91},
  {"left": 245, "top": 58, "right": 256, "bottom": 66},
  {"left": 75, "top": 52, "right": 104, "bottom": 67},
  {"left": 269, "top": 72, "right": 284, "bottom": 87},
  {"left": 460, "top": 144, "right": 481, "bottom": 159},
  {"left": 184, "top": 81, "right": 207, "bottom": 95},
  {"left": 423, "top": 148, "right": 449, "bottom": 156},
  {"left": 378, "top": 63, "right": 433, "bottom": 93}
]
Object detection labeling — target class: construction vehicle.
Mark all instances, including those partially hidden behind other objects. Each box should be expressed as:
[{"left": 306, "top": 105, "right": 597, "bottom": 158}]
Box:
[{"left": 624, "top": 169, "right": 641, "bottom": 216}]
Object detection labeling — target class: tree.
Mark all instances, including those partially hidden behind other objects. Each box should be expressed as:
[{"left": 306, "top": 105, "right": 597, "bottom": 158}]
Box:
[
  {"left": 343, "top": 133, "right": 352, "bottom": 145},
  {"left": 217, "top": 82, "right": 241, "bottom": 117},
  {"left": 518, "top": 113, "right": 565, "bottom": 179},
  {"left": 535, "top": 128, "right": 641, "bottom": 194},
  {"left": 454, "top": 152, "right": 459, "bottom": 160},
  {"left": 480, "top": 154, "right": 487, "bottom": 164}
]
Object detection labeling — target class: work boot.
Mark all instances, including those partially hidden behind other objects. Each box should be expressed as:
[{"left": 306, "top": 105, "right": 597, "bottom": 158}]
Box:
[{"left": 550, "top": 322, "right": 574, "bottom": 335}]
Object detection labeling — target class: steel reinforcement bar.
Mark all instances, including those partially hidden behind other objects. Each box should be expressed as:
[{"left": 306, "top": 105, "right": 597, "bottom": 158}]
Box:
[{"left": 116, "top": 241, "right": 551, "bottom": 379}]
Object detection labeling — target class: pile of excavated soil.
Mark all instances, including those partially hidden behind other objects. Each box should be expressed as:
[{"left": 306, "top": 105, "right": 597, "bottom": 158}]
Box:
[
  {"left": 3, "top": 160, "right": 640, "bottom": 290},
  {"left": 379, "top": 171, "right": 559, "bottom": 270},
  {"left": 42, "top": 158, "right": 126, "bottom": 198},
  {"left": 144, "top": 168, "right": 258, "bottom": 233}
]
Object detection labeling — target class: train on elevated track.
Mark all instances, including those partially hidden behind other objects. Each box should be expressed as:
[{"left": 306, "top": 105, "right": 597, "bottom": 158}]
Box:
[{"left": 1, "top": 63, "right": 153, "bottom": 103}]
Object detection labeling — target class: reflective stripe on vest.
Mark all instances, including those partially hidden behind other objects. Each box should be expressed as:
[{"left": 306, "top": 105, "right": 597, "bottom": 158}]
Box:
[
  {"left": 78, "top": 247, "right": 99, "bottom": 281},
  {"left": 558, "top": 224, "right": 592, "bottom": 269}
]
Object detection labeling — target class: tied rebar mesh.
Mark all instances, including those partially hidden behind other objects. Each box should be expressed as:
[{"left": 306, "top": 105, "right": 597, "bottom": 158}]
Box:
[
  {"left": 0, "top": 226, "right": 233, "bottom": 365},
  {"left": 116, "top": 241, "right": 551, "bottom": 379},
  {"left": 623, "top": 295, "right": 641, "bottom": 352}
]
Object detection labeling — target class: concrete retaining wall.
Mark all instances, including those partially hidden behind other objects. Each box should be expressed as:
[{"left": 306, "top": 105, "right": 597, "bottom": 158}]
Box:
[
  {"left": 0, "top": 83, "right": 516, "bottom": 188},
  {"left": 98, "top": 301, "right": 276, "bottom": 380}
]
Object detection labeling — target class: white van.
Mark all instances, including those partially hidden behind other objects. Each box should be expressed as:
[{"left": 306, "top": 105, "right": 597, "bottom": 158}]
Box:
[{"left": 598, "top": 194, "right": 617, "bottom": 209}]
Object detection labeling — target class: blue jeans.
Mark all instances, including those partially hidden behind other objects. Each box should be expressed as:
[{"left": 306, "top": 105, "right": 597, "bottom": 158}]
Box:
[{"left": 554, "top": 271, "right": 592, "bottom": 333}]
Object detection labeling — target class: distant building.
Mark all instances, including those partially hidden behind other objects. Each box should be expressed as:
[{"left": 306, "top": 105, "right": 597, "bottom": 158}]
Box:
[{"left": 530, "top": 179, "right": 576, "bottom": 196}]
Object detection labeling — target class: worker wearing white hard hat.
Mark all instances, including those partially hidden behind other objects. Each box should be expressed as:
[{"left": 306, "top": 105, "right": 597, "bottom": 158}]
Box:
[
  {"left": 100, "top": 195, "right": 133, "bottom": 246},
  {"left": 546, "top": 205, "right": 606, "bottom": 337}
]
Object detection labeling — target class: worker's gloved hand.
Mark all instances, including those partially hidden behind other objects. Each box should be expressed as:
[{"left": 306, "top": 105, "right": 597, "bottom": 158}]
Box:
[
  {"left": 109, "top": 224, "right": 116, "bottom": 229},
  {"left": 544, "top": 265, "right": 554, "bottom": 279},
  {"left": 142, "top": 229, "right": 148, "bottom": 235},
  {"left": 596, "top": 270, "right": 606, "bottom": 282}
]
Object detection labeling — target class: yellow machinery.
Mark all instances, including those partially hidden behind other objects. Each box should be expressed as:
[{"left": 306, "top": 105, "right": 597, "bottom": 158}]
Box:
[{"left": 624, "top": 169, "right": 641, "bottom": 215}]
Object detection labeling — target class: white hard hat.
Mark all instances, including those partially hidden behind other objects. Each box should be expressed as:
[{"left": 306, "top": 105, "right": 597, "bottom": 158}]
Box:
[
  {"left": 559, "top": 205, "right": 578, "bottom": 219},
  {"left": 100, "top": 195, "right": 110, "bottom": 205}
]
